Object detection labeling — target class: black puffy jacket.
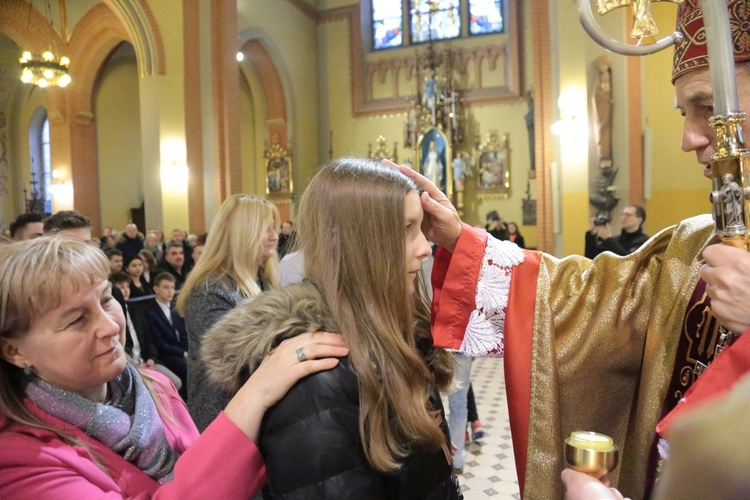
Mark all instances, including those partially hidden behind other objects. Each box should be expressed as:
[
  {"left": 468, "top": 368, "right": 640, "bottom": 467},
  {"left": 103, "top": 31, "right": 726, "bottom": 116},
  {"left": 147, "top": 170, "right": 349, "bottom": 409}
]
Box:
[
  {"left": 259, "top": 359, "right": 461, "bottom": 499},
  {"left": 202, "top": 283, "right": 462, "bottom": 500}
]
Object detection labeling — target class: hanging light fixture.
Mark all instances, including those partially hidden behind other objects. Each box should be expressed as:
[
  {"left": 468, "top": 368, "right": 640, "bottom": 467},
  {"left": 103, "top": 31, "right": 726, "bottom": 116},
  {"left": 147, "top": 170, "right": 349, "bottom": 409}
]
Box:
[
  {"left": 19, "top": 0, "right": 71, "bottom": 88},
  {"left": 20, "top": 51, "right": 71, "bottom": 88}
]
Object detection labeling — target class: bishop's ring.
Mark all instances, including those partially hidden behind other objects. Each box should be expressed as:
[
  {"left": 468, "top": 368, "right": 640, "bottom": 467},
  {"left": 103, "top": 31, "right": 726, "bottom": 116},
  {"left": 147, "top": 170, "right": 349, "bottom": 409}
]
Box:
[{"left": 296, "top": 347, "right": 308, "bottom": 363}]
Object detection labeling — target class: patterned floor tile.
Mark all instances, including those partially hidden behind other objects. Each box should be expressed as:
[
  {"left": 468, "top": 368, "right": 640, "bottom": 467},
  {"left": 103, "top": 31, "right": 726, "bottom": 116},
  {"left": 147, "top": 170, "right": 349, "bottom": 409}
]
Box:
[{"left": 446, "top": 358, "right": 519, "bottom": 499}]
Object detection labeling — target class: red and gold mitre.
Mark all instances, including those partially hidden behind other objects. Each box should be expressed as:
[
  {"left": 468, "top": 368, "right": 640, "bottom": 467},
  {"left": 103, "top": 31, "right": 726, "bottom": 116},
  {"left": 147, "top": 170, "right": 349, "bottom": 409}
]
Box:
[{"left": 672, "top": 0, "right": 750, "bottom": 83}]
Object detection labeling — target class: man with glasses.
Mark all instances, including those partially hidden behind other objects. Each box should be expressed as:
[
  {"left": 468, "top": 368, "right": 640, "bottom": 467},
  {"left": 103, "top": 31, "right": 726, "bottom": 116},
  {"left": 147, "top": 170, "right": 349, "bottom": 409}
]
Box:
[{"left": 584, "top": 205, "right": 649, "bottom": 258}]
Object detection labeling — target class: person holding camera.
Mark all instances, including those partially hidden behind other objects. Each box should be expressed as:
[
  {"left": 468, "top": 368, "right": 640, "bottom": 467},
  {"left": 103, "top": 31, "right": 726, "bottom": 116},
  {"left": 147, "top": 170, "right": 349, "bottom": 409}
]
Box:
[
  {"left": 485, "top": 210, "right": 509, "bottom": 241},
  {"left": 584, "top": 205, "right": 648, "bottom": 259}
]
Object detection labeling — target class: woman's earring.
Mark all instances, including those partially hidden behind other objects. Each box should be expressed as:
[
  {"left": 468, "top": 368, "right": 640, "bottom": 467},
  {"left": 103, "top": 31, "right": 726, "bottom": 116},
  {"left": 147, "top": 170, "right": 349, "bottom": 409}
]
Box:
[{"left": 23, "top": 364, "right": 32, "bottom": 376}]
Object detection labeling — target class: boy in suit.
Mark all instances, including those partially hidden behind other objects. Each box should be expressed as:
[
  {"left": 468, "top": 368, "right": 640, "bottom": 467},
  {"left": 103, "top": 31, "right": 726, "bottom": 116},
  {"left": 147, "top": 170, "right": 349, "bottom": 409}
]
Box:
[
  {"left": 145, "top": 272, "right": 189, "bottom": 395},
  {"left": 111, "top": 272, "right": 182, "bottom": 390}
]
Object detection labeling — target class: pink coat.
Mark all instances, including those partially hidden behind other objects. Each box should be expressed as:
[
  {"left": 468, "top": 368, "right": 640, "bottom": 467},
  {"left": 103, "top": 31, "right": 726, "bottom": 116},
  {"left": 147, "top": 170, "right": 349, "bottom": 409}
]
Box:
[{"left": 0, "top": 371, "right": 267, "bottom": 499}]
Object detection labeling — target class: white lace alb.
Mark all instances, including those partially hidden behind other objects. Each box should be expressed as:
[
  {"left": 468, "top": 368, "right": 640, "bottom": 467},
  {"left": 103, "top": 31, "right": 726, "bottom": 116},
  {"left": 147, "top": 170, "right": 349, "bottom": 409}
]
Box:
[{"left": 459, "top": 237, "right": 525, "bottom": 357}]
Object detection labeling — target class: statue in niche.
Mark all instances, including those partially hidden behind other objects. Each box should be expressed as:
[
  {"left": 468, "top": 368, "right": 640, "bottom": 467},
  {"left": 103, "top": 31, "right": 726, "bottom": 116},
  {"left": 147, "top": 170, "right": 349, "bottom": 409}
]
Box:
[
  {"left": 592, "top": 54, "right": 613, "bottom": 169},
  {"left": 452, "top": 152, "right": 472, "bottom": 191},
  {"left": 524, "top": 90, "right": 535, "bottom": 176},
  {"left": 423, "top": 140, "right": 444, "bottom": 188},
  {"left": 589, "top": 54, "right": 619, "bottom": 217}
]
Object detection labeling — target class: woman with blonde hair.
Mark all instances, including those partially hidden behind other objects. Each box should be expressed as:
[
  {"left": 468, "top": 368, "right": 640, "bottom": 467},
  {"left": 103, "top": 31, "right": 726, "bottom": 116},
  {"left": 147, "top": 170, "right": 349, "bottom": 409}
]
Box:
[
  {"left": 202, "top": 158, "right": 460, "bottom": 498},
  {"left": 176, "top": 194, "right": 281, "bottom": 431},
  {"left": 0, "top": 235, "right": 347, "bottom": 497}
]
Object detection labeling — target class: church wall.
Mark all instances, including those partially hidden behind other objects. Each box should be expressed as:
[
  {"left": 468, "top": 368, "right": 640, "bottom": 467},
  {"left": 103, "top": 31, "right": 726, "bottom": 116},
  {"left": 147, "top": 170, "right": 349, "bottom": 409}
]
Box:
[
  {"left": 143, "top": 0, "right": 189, "bottom": 234},
  {"left": 642, "top": 4, "right": 709, "bottom": 234},
  {"left": 237, "top": 1, "right": 320, "bottom": 215},
  {"left": 0, "top": 41, "right": 23, "bottom": 226},
  {"left": 551, "top": 0, "right": 639, "bottom": 257},
  {"left": 95, "top": 48, "right": 142, "bottom": 232},
  {"left": 239, "top": 65, "right": 268, "bottom": 197},
  {"left": 9, "top": 85, "right": 48, "bottom": 217},
  {"left": 554, "top": 0, "right": 594, "bottom": 257},
  {"left": 318, "top": 0, "right": 354, "bottom": 9},
  {"left": 552, "top": 1, "right": 706, "bottom": 255},
  {"left": 319, "top": 0, "right": 538, "bottom": 248}
]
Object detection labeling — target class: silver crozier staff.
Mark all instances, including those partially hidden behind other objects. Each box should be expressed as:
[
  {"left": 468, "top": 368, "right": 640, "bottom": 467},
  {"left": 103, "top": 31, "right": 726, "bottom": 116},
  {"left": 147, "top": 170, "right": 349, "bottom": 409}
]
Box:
[{"left": 701, "top": 0, "right": 750, "bottom": 249}]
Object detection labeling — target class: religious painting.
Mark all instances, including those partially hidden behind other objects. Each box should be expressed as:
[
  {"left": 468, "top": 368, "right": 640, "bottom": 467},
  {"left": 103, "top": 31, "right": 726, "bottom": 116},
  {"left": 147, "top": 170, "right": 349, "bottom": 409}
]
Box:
[
  {"left": 523, "top": 198, "right": 536, "bottom": 226},
  {"left": 264, "top": 135, "right": 293, "bottom": 199},
  {"left": 417, "top": 127, "right": 450, "bottom": 195},
  {"left": 475, "top": 131, "right": 510, "bottom": 197}
]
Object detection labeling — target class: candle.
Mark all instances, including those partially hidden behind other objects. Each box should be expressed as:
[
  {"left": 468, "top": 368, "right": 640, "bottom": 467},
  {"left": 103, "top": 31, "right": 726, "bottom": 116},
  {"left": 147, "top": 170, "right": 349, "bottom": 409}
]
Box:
[{"left": 567, "top": 431, "right": 615, "bottom": 452}]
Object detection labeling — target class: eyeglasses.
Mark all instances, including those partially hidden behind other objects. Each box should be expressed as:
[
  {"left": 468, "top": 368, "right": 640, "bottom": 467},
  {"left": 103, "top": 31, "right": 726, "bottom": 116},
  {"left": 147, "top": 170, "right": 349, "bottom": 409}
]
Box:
[{"left": 621, "top": 213, "right": 637, "bottom": 218}]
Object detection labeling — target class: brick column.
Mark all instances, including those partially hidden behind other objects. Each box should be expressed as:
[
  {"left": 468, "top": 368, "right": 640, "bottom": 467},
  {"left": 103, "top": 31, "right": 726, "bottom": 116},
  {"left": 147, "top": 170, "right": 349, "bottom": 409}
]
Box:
[
  {"left": 531, "top": 0, "right": 555, "bottom": 253},
  {"left": 211, "top": 0, "right": 242, "bottom": 204},
  {"left": 184, "top": 0, "right": 206, "bottom": 233}
]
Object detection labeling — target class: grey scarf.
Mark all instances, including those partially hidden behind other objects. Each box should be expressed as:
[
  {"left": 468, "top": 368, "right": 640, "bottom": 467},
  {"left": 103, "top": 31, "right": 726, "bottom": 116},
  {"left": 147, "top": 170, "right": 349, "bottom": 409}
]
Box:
[{"left": 26, "top": 363, "right": 178, "bottom": 483}]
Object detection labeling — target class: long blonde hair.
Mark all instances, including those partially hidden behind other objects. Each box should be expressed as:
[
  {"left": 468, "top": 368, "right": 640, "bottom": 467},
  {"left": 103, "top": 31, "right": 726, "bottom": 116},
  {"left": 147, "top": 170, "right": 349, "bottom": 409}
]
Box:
[
  {"left": 0, "top": 236, "right": 173, "bottom": 461},
  {"left": 298, "top": 158, "right": 453, "bottom": 472},
  {"left": 177, "top": 194, "right": 280, "bottom": 314}
]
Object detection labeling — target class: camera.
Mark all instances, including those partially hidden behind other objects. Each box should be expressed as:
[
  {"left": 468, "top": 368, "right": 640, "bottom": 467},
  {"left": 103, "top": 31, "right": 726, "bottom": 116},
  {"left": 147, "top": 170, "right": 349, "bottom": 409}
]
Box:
[{"left": 594, "top": 215, "right": 611, "bottom": 226}]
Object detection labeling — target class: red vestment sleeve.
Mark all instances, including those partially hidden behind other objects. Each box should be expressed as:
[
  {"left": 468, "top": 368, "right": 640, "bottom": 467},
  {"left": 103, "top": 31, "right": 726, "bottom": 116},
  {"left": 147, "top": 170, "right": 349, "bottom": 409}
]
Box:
[
  {"left": 431, "top": 223, "right": 488, "bottom": 349},
  {"left": 430, "top": 223, "right": 540, "bottom": 494}
]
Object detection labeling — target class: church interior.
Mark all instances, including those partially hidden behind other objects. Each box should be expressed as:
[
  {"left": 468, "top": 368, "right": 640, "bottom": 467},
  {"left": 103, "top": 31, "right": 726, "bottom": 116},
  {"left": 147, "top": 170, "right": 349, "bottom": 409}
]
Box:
[
  {"left": 0, "top": 0, "right": 705, "bottom": 256},
  {"left": 2, "top": 1, "right": 747, "bottom": 499}
]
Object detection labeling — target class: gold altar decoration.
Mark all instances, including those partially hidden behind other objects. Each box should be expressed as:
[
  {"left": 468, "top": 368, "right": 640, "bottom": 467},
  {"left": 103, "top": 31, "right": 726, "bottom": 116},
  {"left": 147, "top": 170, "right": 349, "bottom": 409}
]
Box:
[
  {"left": 404, "top": 40, "right": 465, "bottom": 211},
  {"left": 264, "top": 134, "right": 293, "bottom": 200},
  {"left": 596, "top": 0, "right": 684, "bottom": 41},
  {"left": 367, "top": 135, "right": 398, "bottom": 163},
  {"left": 475, "top": 131, "right": 511, "bottom": 198}
]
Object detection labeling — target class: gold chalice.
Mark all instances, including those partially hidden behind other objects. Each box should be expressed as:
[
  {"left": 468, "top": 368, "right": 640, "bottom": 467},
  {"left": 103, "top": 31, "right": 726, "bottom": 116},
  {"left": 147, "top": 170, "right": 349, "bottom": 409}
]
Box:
[{"left": 564, "top": 431, "right": 619, "bottom": 478}]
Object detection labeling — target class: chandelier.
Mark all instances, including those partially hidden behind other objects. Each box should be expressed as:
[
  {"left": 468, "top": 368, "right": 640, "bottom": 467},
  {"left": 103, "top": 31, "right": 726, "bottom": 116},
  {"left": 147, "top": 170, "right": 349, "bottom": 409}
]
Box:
[
  {"left": 20, "top": 51, "right": 71, "bottom": 88},
  {"left": 19, "top": 0, "right": 71, "bottom": 88}
]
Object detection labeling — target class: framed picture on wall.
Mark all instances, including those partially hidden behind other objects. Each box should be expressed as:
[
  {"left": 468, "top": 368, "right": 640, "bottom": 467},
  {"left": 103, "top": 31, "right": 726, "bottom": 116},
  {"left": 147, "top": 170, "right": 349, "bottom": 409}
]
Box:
[
  {"left": 416, "top": 127, "right": 451, "bottom": 195},
  {"left": 264, "top": 135, "right": 293, "bottom": 199},
  {"left": 476, "top": 131, "right": 510, "bottom": 197}
]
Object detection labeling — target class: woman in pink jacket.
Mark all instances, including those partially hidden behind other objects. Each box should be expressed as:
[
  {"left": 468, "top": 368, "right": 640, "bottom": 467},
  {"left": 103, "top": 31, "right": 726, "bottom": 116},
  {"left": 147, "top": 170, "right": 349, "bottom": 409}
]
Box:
[{"left": 0, "top": 235, "right": 348, "bottom": 498}]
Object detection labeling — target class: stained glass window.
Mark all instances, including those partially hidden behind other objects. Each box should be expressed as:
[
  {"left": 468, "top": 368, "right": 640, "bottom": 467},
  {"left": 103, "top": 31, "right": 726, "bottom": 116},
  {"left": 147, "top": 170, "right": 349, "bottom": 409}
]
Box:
[
  {"left": 41, "top": 118, "right": 52, "bottom": 213},
  {"left": 469, "top": 0, "right": 504, "bottom": 35},
  {"left": 373, "top": 0, "right": 403, "bottom": 50},
  {"left": 371, "top": 0, "right": 506, "bottom": 50},
  {"left": 410, "top": 0, "right": 460, "bottom": 44}
]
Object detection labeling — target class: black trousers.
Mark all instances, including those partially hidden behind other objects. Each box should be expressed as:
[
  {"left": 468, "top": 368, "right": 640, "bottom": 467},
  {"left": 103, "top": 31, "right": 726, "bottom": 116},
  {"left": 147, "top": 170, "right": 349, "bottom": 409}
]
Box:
[{"left": 467, "top": 383, "right": 479, "bottom": 423}]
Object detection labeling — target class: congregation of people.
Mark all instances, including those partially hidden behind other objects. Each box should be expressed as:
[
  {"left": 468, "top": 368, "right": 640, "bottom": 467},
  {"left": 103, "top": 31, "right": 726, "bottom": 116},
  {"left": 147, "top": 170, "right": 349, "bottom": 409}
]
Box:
[{"left": 3, "top": 1, "right": 750, "bottom": 499}]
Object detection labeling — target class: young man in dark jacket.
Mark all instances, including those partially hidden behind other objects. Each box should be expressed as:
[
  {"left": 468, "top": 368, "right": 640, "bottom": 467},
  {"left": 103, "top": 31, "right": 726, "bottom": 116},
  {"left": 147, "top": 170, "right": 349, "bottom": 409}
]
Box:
[{"left": 585, "top": 205, "right": 649, "bottom": 258}]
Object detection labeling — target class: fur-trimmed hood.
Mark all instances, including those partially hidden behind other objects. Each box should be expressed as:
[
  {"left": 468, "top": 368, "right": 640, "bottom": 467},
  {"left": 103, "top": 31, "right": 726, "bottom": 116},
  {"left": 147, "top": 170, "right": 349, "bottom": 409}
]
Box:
[{"left": 201, "top": 282, "right": 338, "bottom": 394}]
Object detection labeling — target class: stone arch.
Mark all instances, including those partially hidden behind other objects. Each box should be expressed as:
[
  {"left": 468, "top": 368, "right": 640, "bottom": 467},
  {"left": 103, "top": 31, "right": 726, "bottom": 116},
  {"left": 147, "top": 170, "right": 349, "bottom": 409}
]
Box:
[
  {"left": 240, "top": 38, "right": 289, "bottom": 145},
  {"left": 101, "top": 0, "right": 165, "bottom": 76},
  {"left": 68, "top": 4, "right": 132, "bottom": 115},
  {"left": 59, "top": 4, "right": 136, "bottom": 232},
  {"left": 238, "top": 35, "right": 292, "bottom": 220},
  {"left": 0, "top": 1, "right": 160, "bottom": 233},
  {"left": 0, "top": 0, "right": 63, "bottom": 53}
]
